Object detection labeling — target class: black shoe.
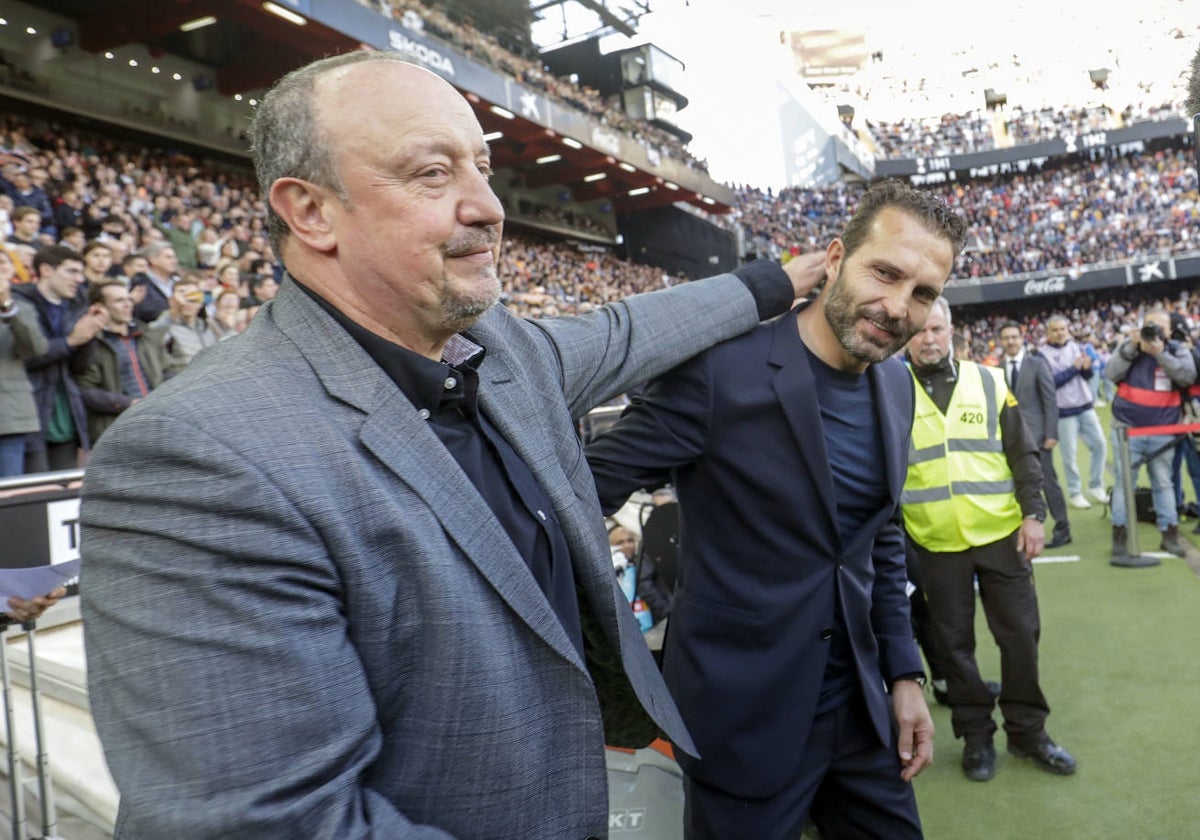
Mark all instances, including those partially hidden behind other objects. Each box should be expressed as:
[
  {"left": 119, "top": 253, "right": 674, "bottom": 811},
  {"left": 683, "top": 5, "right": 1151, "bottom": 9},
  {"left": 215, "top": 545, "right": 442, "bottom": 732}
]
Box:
[
  {"left": 1007, "top": 738, "right": 1077, "bottom": 776},
  {"left": 1046, "top": 533, "right": 1072, "bottom": 549},
  {"left": 962, "top": 740, "right": 996, "bottom": 782}
]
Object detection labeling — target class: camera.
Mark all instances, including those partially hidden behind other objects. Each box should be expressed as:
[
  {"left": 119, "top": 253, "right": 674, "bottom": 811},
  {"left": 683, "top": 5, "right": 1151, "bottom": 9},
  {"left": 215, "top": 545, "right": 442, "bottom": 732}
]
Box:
[{"left": 1140, "top": 324, "right": 1166, "bottom": 343}]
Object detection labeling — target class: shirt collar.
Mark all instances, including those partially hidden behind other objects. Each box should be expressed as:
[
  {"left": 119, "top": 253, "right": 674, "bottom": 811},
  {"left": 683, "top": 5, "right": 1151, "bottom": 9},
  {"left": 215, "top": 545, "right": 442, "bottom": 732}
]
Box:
[{"left": 293, "top": 278, "right": 486, "bottom": 414}]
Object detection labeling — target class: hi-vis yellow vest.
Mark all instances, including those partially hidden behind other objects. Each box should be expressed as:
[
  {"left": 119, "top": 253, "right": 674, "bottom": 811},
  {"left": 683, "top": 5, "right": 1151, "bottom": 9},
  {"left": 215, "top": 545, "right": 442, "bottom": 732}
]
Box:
[{"left": 902, "top": 361, "right": 1023, "bottom": 552}]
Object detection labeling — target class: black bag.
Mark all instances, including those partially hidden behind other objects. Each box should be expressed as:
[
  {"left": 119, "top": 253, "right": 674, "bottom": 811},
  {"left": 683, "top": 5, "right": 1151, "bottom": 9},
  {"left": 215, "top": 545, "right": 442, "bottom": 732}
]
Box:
[{"left": 1134, "top": 487, "right": 1157, "bottom": 523}]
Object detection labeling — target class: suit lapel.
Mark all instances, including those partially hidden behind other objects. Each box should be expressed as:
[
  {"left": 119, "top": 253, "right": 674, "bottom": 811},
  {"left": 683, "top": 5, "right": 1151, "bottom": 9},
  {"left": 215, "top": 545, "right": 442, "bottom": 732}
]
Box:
[
  {"left": 470, "top": 325, "right": 625, "bottom": 638},
  {"left": 768, "top": 310, "right": 840, "bottom": 532},
  {"left": 270, "top": 283, "right": 586, "bottom": 670},
  {"left": 868, "top": 358, "right": 913, "bottom": 501}
]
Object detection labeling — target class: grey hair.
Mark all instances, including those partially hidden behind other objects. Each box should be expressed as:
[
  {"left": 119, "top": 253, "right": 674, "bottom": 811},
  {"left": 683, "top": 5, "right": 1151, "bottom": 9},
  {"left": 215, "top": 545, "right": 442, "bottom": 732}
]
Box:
[
  {"left": 248, "top": 50, "right": 422, "bottom": 257},
  {"left": 930, "top": 296, "right": 952, "bottom": 328}
]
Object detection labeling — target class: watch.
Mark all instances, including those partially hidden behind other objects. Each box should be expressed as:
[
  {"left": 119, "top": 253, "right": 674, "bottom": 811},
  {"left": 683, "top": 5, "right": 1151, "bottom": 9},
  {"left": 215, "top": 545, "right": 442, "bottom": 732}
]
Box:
[
  {"left": 1024, "top": 512, "right": 1046, "bottom": 523},
  {"left": 895, "top": 672, "right": 927, "bottom": 688}
]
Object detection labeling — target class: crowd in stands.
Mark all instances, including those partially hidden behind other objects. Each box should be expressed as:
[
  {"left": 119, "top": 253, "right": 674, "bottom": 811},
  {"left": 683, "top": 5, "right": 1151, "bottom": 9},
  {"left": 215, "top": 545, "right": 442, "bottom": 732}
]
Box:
[
  {"left": 1, "top": 93, "right": 1200, "bottom": 477},
  {"left": 864, "top": 101, "right": 1183, "bottom": 160},
  {"left": 735, "top": 145, "right": 1200, "bottom": 279},
  {"left": 361, "top": 0, "right": 709, "bottom": 174}
]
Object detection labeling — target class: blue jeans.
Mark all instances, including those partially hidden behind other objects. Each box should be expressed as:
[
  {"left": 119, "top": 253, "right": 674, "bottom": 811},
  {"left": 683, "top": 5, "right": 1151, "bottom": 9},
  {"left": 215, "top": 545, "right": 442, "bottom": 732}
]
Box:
[
  {"left": 0, "top": 434, "right": 25, "bottom": 478},
  {"left": 1173, "top": 438, "right": 1200, "bottom": 507},
  {"left": 1057, "top": 409, "right": 1108, "bottom": 496},
  {"left": 1110, "top": 430, "right": 1178, "bottom": 529}
]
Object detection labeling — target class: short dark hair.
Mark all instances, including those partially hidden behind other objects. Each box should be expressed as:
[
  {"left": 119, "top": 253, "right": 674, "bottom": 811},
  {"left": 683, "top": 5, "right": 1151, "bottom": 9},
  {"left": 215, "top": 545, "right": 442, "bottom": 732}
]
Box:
[
  {"left": 841, "top": 180, "right": 967, "bottom": 260},
  {"left": 249, "top": 272, "right": 276, "bottom": 293},
  {"left": 88, "top": 279, "right": 125, "bottom": 306},
  {"left": 83, "top": 240, "right": 112, "bottom": 258},
  {"left": 998, "top": 321, "right": 1023, "bottom": 336},
  {"left": 33, "top": 244, "right": 82, "bottom": 274},
  {"left": 11, "top": 205, "right": 39, "bottom": 224}
]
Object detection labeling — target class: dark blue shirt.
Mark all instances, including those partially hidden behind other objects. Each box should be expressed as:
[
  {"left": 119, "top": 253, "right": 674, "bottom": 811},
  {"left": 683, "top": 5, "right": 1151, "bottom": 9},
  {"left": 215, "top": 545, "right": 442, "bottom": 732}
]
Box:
[{"left": 803, "top": 342, "right": 887, "bottom": 711}]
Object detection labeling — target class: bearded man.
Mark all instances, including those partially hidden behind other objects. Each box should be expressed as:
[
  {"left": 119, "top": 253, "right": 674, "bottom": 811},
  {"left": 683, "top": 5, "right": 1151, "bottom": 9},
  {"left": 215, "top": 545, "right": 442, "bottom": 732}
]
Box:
[{"left": 587, "top": 180, "right": 965, "bottom": 839}]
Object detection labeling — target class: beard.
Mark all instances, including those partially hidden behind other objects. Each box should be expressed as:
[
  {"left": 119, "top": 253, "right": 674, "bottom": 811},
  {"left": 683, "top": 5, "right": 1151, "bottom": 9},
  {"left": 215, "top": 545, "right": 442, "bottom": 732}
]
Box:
[
  {"left": 440, "top": 265, "right": 501, "bottom": 332},
  {"left": 823, "top": 267, "right": 917, "bottom": 364},
  {"left": 440, "top": 226, "right": 502, "bottom": 332}
]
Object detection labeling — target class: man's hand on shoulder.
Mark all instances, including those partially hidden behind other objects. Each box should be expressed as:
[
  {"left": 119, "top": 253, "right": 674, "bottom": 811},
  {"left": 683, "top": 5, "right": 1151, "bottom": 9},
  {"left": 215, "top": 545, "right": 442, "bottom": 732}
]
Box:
[
  {"left": 782, "top": 251, "right": 826, "bottom": 301},
  {"left": 891, "top": 680, "right": 934, "bottom": 782}
]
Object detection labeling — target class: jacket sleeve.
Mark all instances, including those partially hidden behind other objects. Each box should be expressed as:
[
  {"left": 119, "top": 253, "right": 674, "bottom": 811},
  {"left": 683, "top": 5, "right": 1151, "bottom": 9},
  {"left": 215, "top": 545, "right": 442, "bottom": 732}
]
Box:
[
  {"left": 1034, "top": 357, "right": 1059, "bottom": 438},
  {"left": 80, "top": 414, "right": 457, "bottom": 840},
  {"left": 75, "top": 360, "right": 133, "bottom": 416},
  {"left": 1001, "top": 399, "right": 1045, "bottom": 519},
  {"left": 873, "top": 506, "right": 924, "bottom": 682},
  {"left": 586, "top": 349, "right": 713, "bottom": 514},
  {"left": 1160, "top": 342, "right": 1197, "bottom": 388},
  {"left": 1106, "top": 341, "right": 1136, "bottom": 383},
  {"left": 6, "top": 304, "right": 48, "bottom": 359},
  {"left": 531, "top": 268, "right": 785, "bottom": 421}
]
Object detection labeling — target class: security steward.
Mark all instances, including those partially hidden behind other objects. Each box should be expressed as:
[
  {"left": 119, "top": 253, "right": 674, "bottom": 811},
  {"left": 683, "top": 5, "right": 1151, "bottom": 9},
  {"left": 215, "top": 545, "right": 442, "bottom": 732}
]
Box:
[{"left": 902, "top": 297, "right": 1076, "bottom": 783}]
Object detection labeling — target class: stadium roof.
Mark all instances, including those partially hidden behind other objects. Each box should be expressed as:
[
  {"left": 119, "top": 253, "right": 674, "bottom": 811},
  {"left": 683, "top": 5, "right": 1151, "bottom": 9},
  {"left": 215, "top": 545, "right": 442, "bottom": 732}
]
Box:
[{"left": 20, "top": 0, "right": 729, "bottom": 214}]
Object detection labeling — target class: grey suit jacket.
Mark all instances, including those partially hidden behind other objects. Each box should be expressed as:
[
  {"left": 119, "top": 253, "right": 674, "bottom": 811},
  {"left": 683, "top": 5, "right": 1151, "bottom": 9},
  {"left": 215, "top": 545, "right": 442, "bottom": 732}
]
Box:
[
  {"left": 0, "top": 301, "right": 47, "bottom": 436},
  {"left": 80, "top": 273, "right": 767, "bottom": 839},
  {"left": 1008, "top": 351, "right": 1058, "bottom": 445}
]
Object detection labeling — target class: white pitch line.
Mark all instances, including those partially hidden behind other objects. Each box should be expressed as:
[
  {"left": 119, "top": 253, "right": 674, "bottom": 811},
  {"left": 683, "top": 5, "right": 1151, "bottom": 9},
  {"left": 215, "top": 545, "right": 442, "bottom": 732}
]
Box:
[{"left": 1033, "top": 555, "right": 1081, "bottom": 564}]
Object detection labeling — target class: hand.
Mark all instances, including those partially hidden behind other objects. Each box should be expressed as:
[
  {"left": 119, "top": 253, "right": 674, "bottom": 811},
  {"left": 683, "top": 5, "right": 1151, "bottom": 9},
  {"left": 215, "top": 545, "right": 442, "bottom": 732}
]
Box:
[
  {"left": 781, "top": 251, "right": 826, "bottom": 301},
  {"left": 66, "top": 305, "right": 109, "bottom": 347},
  {"left": 892, "top": 680, "right": 934, "bottom": 782},
  {"left": 6, "top": 587, "right": 67, "bottom": 624},
  {"left": 1017, "top": 518, "right": 1045, "bottom": 562},
  {"left": 1142, "top": 336, "right": 1165, "bottom": 358},
  {"left": 1043, "top": 437, "right": 1058, "bottom": 451}
]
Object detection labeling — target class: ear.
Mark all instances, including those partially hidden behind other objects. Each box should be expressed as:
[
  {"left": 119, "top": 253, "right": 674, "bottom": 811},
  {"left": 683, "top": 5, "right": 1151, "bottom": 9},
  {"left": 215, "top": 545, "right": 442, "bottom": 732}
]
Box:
[
  {"left": 269, "top": 178, "right": 338, "bottom": 253},
  {"left": 824, "top": 237, "right": 845, "bottom": 286}
]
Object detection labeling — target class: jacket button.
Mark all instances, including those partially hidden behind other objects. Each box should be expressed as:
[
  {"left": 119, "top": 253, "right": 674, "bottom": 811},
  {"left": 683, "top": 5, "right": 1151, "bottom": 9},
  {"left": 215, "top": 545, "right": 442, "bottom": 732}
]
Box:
[{"left": 820, "top": 627, "right": 833, "bottom": 640}]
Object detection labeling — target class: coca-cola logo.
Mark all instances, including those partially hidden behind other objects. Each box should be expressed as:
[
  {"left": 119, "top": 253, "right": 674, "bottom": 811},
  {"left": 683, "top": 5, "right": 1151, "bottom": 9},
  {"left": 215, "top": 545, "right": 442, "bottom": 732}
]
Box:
[{"left": 1023, "top": 276, "right": 1067, "bottom": 296}]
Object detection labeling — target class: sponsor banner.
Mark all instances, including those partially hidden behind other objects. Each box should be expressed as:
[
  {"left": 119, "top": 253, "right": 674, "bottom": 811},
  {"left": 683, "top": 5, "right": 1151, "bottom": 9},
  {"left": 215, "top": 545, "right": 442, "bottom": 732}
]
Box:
[
  {"left": 876, "top": 117, "right": 1189, "bottom": 180},
  {"left": 943, "top": 253, "right": 1200, "bottom": 306},
  {"left": 0, "top": 487, "right": 81, "bottom": 600}
]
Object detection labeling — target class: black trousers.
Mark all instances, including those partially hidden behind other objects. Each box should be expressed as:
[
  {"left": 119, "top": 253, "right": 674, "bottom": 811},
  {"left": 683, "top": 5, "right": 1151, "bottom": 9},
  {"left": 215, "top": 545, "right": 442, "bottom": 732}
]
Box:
[
  {"left": 1040, "top": 448, "right": 1070, "bottom": 538},
  {"left": 909, "top": 529, "right": 1050, "bottom": 746},
  {"left": 905, "top": 540, "right": 951, "bottom": 683},
  {"left": 682, "top": 693, "right": 922, "bottom": 840}
]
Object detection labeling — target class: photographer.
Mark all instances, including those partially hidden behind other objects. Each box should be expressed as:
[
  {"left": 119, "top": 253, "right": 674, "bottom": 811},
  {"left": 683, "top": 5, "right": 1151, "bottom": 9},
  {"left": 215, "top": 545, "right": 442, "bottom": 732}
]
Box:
[
  {"left": 1170, "top": 313, "right": 1200, "bottom": 535},
  {"left": 1105, "top": 308, "right": 1196, "bottom": 565}
]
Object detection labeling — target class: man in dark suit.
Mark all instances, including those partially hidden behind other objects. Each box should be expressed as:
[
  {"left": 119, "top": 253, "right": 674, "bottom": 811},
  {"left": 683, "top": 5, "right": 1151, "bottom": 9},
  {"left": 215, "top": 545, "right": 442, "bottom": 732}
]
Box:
[
  {"left": 999, "top": 320, "right": 1072, "bottom": 547},
  {"left": 129, "top": 242, "right": 177, "bottom": 323},
  {"left": 587, "top": 181, "right": 967, "bottom": 839},
  {"left": 79, "top": 51, "right": 820, "bottom": 839}
]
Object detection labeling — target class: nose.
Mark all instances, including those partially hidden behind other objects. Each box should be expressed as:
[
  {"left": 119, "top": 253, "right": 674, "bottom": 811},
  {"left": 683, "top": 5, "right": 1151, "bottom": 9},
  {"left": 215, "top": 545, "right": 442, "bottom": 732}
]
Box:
[
  {"left": 459, "top": 169, "right": 504, "bottom": 229},
  {"left": 879, "top": 290, "right": 908, "bottom": 322}
]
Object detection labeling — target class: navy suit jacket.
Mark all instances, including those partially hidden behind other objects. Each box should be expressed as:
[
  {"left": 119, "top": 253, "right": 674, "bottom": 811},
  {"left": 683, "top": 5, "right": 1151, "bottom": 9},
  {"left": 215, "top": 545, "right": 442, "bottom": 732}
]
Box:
[{"left": 588, "top": 305, "right": 923, "bottom": 798}]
